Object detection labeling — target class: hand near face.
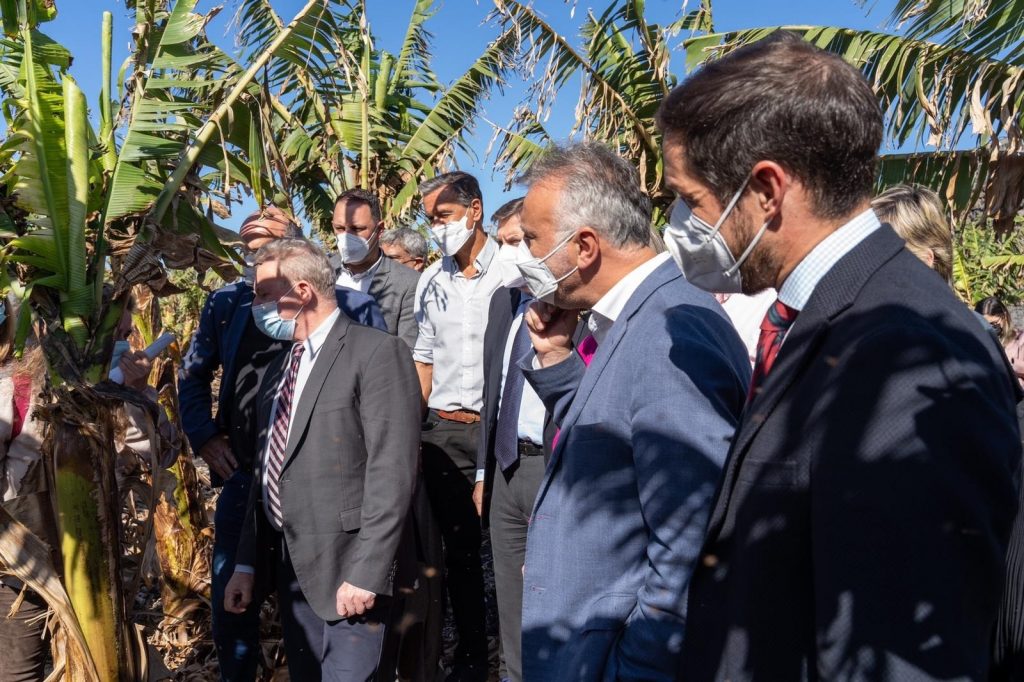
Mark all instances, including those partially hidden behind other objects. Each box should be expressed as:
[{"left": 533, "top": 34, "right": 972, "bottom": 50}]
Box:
[
  {"left": 336, "top": 581, "right": 376, "bottom": 619},
  {"left": 119, "top": 350, "right": 153, "bottom": 390},
  {"left": 524, "top": 301, "right": 578, "bottom": 368}
]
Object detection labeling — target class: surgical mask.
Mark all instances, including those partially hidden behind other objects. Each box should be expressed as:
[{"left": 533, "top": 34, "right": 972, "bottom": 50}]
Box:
[
  {"left": 430, "top": 214, "right": 474, "bottom": 257},
  {"left": 251, "top": 285, "right": 304, "bottom": 341},
  {"left": 515, "top": 232, "right": 579, "bottom": 304},
  {"left": 497, "top": 243, "right": 526, "bottom": 289},
  {"left": 337, "top": 230, "right": 377, "bottom": 265},
  {"left": 110, "top": 340, "right": 131, "bottom": 373},
  {"left": 663, "top": 177, "right": 769, "bottom": 294}
]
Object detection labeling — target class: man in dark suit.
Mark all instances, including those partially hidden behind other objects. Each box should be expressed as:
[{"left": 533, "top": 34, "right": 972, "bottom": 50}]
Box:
[
  {"left": 330, "top": 189, "right": 420, "bottom": 350},
  {"left": 222, "top": 238, "right": 420, "bottom": 680},
  {"left": 470, "top": 197, "right": 556, "bottom": 682},
  {"left": 657, "top": 32, "right": 1022, "bottom": 681},
  {"left": 178, "top": 207, "right": 385, "bottom": 681}
]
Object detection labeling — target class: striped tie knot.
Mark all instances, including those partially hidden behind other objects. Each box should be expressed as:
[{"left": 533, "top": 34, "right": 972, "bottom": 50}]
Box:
[{"left": 266, "top": 342, "right": 305, "bottom": 528}]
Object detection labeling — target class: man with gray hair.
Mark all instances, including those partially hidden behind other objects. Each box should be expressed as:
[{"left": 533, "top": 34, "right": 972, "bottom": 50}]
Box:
[
  {"left": 223, "top": 238, "right": 420, "bottom": 681},
  {"left": 515, "top": 142, "right": 750, "bottom": 680},
  {"left": 380, "top": 227, "right": 428, "bottom": 273}
]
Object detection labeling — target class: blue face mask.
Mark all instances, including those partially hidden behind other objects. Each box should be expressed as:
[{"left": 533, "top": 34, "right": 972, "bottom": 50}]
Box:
[
  {"left": 0, "top": 305, "right": 7, "bottom": 328},
  {"left": 251, "top": 285, "right": 304, "bottom": 341}
]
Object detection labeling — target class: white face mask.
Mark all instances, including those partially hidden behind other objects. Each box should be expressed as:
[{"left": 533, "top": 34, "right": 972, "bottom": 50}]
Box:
[
  {"left": 497, "top": 242, "right": 526, "bottom": 289},
  {"left": 430, "top": 213, "right": 475, "bottom": 257},
  {"left": 663, "top": 177, "right": 769, "bottom": 294},
  {"left": 337, "top": 229, "right": 377, "bottom": 265},
  {"left": 515, "top": 232, "right": 579, "bottom": 304}
]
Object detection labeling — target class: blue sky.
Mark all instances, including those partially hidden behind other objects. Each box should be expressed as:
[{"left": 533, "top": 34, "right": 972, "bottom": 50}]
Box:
[{"left": 44, "top": 0, "right": 892, "bottom": 232}]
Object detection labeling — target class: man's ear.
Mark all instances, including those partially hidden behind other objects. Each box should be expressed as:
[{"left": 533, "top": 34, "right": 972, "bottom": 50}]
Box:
[
  {"left": 575, "top": 226, "right": 601, "bottom": 270},
  {"left": 750, "top": 160, "right": 788, "bottom": 221},
  {"left": 470, "top": 198, "right": 484, "bottom": 228}
]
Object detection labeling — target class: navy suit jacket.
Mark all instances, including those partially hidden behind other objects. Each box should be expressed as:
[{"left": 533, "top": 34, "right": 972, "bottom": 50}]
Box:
[
  {"left": 520, "top": 259, "right": 750, "bottom": 681},
  {"left": 178, "top": 279, "right": 385, "bottom": 467},
  {"left": 681, "top": 225, "right": 1022, "bottom": 681}
]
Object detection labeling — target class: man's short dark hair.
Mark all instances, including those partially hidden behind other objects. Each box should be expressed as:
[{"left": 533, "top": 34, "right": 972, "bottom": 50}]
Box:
[
  {"left": 491, "top": 197, "right": 525, "bottom": 227},
  {"left": 418, "top": 171, "right": 483, "bottom": 207},
  {"left": 335, "top": 188, "right": 382, "bottom": 224},
  {"left": 656, "top": 31, "right": 883, "bottom": 220}
]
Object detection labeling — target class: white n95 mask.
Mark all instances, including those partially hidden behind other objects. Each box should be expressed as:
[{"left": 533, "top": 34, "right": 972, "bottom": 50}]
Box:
[
  {"left": 430, "top": 214, "right": 474, "bottom": 257},
  {"left": 515, "top": 232, "right": 578, "bottom": 304},
  {"left": 663, "top": 177, "right": 769, "bottom": 294},
  {"left": 497, "top": 243, "right": 526, "bottom": 289}
]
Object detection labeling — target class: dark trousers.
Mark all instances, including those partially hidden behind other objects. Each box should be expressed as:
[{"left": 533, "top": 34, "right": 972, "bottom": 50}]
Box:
[
  {"left": 211, "top": 471, "right": 262, "bottom": 681},
  {"left": 276, "top": 536, "right": 393, "bottom": 681},
  {"left": 489, "top": 454, "right": 545, "bottom": 682},
  {"left": 0, "top": 582, "right": 47, "bottom": 682},
  {"left": 420, "top": 416, "right": 488, "bottom": 665}
]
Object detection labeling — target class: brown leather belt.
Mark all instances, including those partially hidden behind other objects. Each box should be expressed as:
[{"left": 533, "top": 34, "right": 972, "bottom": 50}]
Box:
[{"left": 436, "top": 409, "right": 481, "bottom": 424}]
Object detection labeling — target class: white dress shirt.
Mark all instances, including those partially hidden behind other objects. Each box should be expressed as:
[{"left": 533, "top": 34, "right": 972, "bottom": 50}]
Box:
[
  {"left": 778, "top": 209, "right": 881, "bottom": 312},
  {"left": 587, "top": 252, "right": 671, "bottom": 344},
  {"left": 475, "top": 295, "right": 547, "bottom": 483},
  {"left": 234, "top": 308, "right": 341, "bottom": 573},
  {"left": 413, "top": 238, "right": 504, "bottom": 412},
  {"left": 335, "top": 255, "right": 383, "bottom": 294}
]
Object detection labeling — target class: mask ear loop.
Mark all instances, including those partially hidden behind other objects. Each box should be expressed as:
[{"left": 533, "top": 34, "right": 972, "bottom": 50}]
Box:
[
  {"left": 708, "top": 176, "right": 752, "bottom": 241},
  {"left": 537, "top": 229, "right": 579, "bottom": 265},
  {"left": 724, "top": 219, "right": 771, "bottom": 278}
]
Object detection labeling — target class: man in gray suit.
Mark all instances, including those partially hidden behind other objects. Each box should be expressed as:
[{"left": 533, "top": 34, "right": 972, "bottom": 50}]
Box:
[
  {"left": 514, "top": 143, "right": 751, "bottom": 680},
  {"left": 331, "top": 188, "right": 421, "bottom": 349},
  {"left": 223, "top": 238, "right": 420, "bottom": 681}
]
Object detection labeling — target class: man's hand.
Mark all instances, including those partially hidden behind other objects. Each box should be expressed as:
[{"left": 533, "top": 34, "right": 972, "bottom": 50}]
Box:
[
  {"left": 524, "top": 302, "right": 578, "bottom": 368},
  {"left": 198, "top": 434, "right": 238, "bottom": 480},
  {"left": 119, "top": 350, "right": 153, "bottom": 391},
  {"left": 472, "top": 481, "right": 484, "bottom": 517},
  {"left": 336, "top": 582, "right": 376, "bottom": 619},
  {"left": 224, "top": 571, "right": 254, "bottom": 614}
]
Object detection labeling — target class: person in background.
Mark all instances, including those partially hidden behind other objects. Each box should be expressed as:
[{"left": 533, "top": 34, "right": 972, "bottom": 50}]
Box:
[
  {"left": 472, "top": 196, "right": 553, "bottom": 682},
  {"left": 382, "top": 227, "right": 429, "bottom": 273},
  {"left": 977, "top": 296, "right": 1024, "bottom": 387},
  {"left": 179, "top": 206, "right": 386, "bottom": 682},
  {"left": 330, "top": 189, "right": 421, "bottom": 349},
  {"left": 413, "top": 171, "right": 503, "bottom": 681},
  {"left": 658, "top": 32, "right": 1020, "bottom": 681},
  {"left": 515, "top": 142, "right": 750, "bottom": 680},
  {"left": 223, "top": 239, "right": 420, "bottom": 681}
]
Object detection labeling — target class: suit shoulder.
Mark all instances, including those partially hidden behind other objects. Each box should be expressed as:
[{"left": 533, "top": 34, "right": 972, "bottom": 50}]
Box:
[
  {"left": 334, "top": 285, "right": 376, "bottom": 306},
  {"left": 387, "top": 260, "right": 422, "bottom": 288}
]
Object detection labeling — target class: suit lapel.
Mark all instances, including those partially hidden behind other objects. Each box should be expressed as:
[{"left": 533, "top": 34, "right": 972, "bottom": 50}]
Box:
[
  {"left": 534, "top": 261, "right": 681, "bottom": 506},
  {"left": 369, "top": 255, "right": 391, "bottom": 303},
  {"left": 703, "top": 226, "right": 907, "bottom": 539},
  {"left": 282, "top": 314, "right": 352, "bottom": 467}
]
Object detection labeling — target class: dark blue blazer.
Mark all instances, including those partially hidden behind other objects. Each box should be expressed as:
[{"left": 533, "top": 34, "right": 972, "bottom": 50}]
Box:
[
  {"left": 681, "top": 225, "right": 1022, "bottom": 681},
  {"left": 178, "top": 280, "right": 386, "bottom": 461}
]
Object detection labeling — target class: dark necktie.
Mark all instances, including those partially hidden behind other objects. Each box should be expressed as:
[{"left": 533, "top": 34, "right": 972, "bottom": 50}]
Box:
[
  {"left": 266, "top": 344, "right": 305, "bottom": 528},
  {"left": 494, "top": 320, "right": 532, "bottom": 471},
  {"left": 748, "top": 299, "right": 799, "bottom": 402}
]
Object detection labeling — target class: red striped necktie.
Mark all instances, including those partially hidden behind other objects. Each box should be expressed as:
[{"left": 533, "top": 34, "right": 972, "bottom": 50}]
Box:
[
  {"left": 266, "top": 343, "right": 305, "bottom": 528},
  {"left": 748, "top": 299, "right": 799, "bottom": 402}
]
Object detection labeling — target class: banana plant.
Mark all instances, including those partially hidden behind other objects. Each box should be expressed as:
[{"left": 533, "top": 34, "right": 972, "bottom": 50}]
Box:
[
  {"left": 235, "top": 0, "right": 519, "bottom": 232},
  {"left": 0, "top": 1, "right": 318, "bottom": 677},
  {"left": 491, "top": 0, "right": 711, "bottom": 225},
  {"left": 684, "top": 0, "right": 1024, "bottom": 232}
]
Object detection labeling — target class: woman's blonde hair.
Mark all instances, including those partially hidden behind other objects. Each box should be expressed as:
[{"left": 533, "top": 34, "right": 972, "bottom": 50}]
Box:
[{"left": 872, "top": 184, "right": 953, "bottom": 282}]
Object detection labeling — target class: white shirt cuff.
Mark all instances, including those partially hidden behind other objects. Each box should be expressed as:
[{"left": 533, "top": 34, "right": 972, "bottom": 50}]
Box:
[
  {"left": 234, "top": 564, "right": 255, "bottom": 575},
  {"left": 475, "top": 469, "right": 485, "bottom": 483}
]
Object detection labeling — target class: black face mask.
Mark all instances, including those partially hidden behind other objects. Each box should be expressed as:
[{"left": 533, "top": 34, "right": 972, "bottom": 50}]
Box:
[{"left": 992, "top": 322, "right": 1005, "bottom": 337}]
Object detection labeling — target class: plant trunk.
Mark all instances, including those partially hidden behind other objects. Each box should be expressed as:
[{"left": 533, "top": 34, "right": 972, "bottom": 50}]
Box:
[{"left": 49, "top": 386, "right": 138, "bottom": 681}]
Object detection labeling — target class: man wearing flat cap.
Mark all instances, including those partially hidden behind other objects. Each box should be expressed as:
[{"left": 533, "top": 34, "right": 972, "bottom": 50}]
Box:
[{"left": 179, "top": 206, "right": 387, "bottom": 681}]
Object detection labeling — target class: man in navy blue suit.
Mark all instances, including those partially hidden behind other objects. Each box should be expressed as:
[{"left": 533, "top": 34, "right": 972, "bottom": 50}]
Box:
[
  {"left": 657, "top": 32, "right": 1021, "bottom": 681},
  {"left": 515, "top": 143, "right": 750, "bottom": 681},
  {"left": 178, "top": 206, "right": 385, "bottom": 681}
]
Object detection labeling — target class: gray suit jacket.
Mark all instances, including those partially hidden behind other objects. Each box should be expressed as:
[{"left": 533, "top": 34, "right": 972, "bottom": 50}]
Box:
[
  {"left": 519, "top": 259, "right": 751, "bottom": 682},
  {"left": 236, "top": 312, "right": 421, "bottom": 622},
  {"left": 331, "top": 253, "right": 420, "bottom": 350}
]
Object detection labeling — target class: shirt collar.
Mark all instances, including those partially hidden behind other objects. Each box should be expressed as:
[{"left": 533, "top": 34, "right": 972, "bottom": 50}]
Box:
[
  {"left": 777, "top": 209, "right": 880, "bottom": 312},
  {"left": 341, "top": 254, "right": 383, "bottom": 282},
  {"left": 443, "top": 233, "right": 497, "bottom": 277},
  {"left": 300, "top": 308, "right": 341, "bottom": 360},
  {"left": 587, "top": 252, "right": 669, "bottom": 344}
]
